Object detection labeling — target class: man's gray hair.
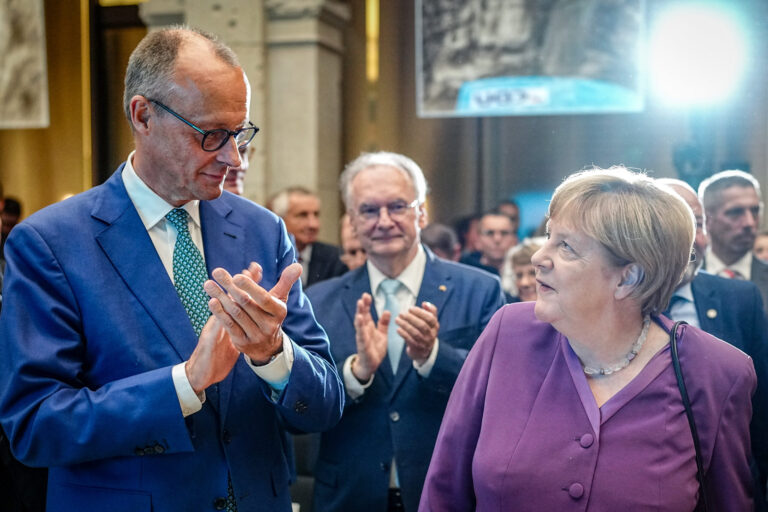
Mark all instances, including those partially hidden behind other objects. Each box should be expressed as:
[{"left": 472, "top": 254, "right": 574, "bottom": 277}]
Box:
[
  {"left": 698, "top": 169, "right": 762, "bottom": 213},
  {"left": 268, "top": 186, "right": 316, "bottom": 218},
  {"left": 339, "top": 151, "right": 428, "bottom": 208},
  {"left": 123, "top": 25, "right": 240, "bottom": 123}
]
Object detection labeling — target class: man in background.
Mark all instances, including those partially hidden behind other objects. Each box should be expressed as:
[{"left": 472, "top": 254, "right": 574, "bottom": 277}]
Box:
[
  {"left": 340, "top": 213, "right": 366, "bottom": 270},
  {"left": 223, "top": 145, "right": 250, "bottom": 196},
  {"left": 269, "top": 186, "right": 347, "bottom": 287},
  {"left": 699, "top": 170, "right": 768, "bottom": 311},
  {"left": 421, "top": 222, "right": 461, "bottom": 261},
  {"left": 460, "top": 211, "right": 518, "bottom": 276},
  {"left": 663, "top": 178, "right": 768, "bottom": 509},
  {"left": 308, "top": 151, "right": 504, "bottom": 511}
]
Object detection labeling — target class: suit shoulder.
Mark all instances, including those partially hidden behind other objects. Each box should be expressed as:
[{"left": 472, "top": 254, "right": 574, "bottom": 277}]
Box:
[
  {"left": 436, "top": 259, "right": 501, "bottom": 287},
  {"left": 695, "top": 271, "right": 761, "bottom": 296},
  {"left": 305, "top": 268, "right": 359, "bottom": 300},
  {"left": 313, "top": 241, "right": 342, "bottom": 255},
  {"left": 681, "top": 324, "right": 755, "bottom": 379}
]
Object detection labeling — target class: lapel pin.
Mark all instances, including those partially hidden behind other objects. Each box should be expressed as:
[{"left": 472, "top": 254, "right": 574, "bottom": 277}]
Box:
[
  {"left": 706, "top": 309, "right": 717, "bottom": 319},
  {"left": 439, "top": 285, "right": 447, "bottom": 292}
]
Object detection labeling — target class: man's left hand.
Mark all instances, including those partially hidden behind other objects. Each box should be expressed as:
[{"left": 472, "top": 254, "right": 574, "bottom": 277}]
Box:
[
  {"left": 396, "top": 301, "right": 439, "bottom": 366},
  {"left": 204, "top": 262, "right": 302, "bottom": 364}
]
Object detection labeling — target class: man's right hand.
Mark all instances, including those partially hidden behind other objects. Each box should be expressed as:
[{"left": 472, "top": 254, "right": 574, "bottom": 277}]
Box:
[
  {"left": 185, "top": 316, "right": 240, "bottom": 395},
  {"left": 351, "top": 293, "right": 388, "bottom": 382}
]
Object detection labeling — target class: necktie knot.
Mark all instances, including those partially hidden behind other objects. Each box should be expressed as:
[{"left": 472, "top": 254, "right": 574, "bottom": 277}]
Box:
[
  {"left": 165, "top": 208, "right": 190, "bottom": 233},
  {"left": 379, "top": 278, "right": 401, "bottom": 298}
]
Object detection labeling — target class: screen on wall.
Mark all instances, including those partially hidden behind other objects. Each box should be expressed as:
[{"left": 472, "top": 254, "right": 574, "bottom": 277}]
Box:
[{"left": 415, "top": 0, "right": 646, "bottom": 118}]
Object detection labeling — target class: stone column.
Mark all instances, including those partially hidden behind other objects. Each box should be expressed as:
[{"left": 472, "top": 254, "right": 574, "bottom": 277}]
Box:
[{"left": 265, "top": 0, "right": 350, "bottom": 242}]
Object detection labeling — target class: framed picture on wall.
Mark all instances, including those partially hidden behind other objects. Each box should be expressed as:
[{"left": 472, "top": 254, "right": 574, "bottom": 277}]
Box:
[
  {"left": 0, "top": 0, "right": 50, "bottom": 129},
  {"left": 416, "top": 0, "right": 645, "bottom": 118}
]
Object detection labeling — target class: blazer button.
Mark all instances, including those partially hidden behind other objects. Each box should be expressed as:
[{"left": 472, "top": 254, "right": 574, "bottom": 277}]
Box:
[
  {"left": 213, "top": 497, "right": 227, "bottom": 510},
  {"left": 380, "top": 461, "right": 390, "bottom": 472},
  {"left": 568, "top": 482, "right": 584, "bottom": 499},
  {"left": 579, "top": 433, "right": 594, "bottom": 448},
  {"left": 389, "top": 411, "right": 400, "bottom": 422},
  {"left": 143, "top": 446, "right": 155, "bottom": 456},
  {"left": 154, "top": 444, "right": 165, "bottom": 454},
  {"left": 294, "top": 400, "right": 308, "bottom": 414}
]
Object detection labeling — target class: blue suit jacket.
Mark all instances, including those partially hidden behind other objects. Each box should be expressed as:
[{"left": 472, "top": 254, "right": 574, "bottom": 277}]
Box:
[
  {"left": 306, "top": 250, "right": 505, "bottom": 512},
  {"left": 0, "top": 167, "right": 344, "bottom": 512},
  {"left": 689, "top": 271, "right": 768, "bottom": 488}
]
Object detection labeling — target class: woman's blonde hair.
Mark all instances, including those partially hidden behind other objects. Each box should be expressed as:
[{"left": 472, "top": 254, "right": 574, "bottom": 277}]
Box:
[{"left": 548, "top": 166, "right": 695, "bottom": 315}]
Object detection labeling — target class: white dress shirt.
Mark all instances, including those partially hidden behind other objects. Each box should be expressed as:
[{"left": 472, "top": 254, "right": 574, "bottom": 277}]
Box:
[
  {"left": 705, "top": 247, "right": 752, "bottom": 280},
  {"left": 122, "top": 153, "right": 293, "bottom": 417}
]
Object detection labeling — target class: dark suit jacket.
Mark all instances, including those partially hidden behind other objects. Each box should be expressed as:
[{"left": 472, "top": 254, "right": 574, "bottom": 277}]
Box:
[
  {"left": 306, "top": 249, "right": 505, "bottom": 512},
  {"left": 306, "top": 241, "right": 347, "bottom": 287},
  {"left": 0, "top": 166, "right": 344, "bottom": 512},
  {"left": 689, "top": 271, "right": 768, "bottom": 492},
  {"left": 752, "top": 257, "right": 768, "bottom": 315}
]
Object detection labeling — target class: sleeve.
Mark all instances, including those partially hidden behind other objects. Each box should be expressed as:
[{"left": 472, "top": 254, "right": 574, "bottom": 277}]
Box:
[
  {"left": 266, "top": 220, "right": 345, "bottom": 433},
  {"left": 705, "top": 356, "right": 757, "bottom": 511},
  {"left": 417, "top": 276, "right": 505, "bottom": 396},
  {"left": 0, "top": 224, "right": 195, "bottom": 468},
  {"left": 418, "top": 306, "right": 504, "bottom": 512}
]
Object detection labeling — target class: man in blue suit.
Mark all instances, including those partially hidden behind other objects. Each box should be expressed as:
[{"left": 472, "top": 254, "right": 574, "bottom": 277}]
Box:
[
  {"left": 662, "top": 179, "right": 768, "bottom": 509},
  {"left": 0, "top": 27, "right": 343, "bottom": 512},
  {"left": 307, "top": 152, "right": 505, "bottom": 511}
]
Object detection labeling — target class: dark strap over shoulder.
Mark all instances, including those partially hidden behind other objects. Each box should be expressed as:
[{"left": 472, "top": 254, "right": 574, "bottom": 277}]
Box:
[{"left": 670, "top": 320, "right": 709, "bottom": 512}]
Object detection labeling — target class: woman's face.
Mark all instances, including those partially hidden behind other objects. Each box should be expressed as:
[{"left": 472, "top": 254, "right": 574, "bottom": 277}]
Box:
[
  {"left": 513, "top": 263, "right": 537, "bottom": 302},
  {"left": 531, "top": 218, "right": 625, "bottom": 330}
]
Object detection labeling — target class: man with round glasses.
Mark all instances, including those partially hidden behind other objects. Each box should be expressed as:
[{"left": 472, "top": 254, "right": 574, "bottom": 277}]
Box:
[
  {"left": 307, "top": 151, "right": 505, "bottom": 511},
  {"left": 0, "top": 26, "right": 343, "bottom": 512}
]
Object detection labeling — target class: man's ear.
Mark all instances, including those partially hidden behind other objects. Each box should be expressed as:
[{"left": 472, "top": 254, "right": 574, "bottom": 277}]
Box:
[
  {"left": 418, "top": 204, "right": 428, "bottom": 229},
  {"left": 615, "top": 263, "right": 644, "bottom": 299},
  {"left": 129, "top": 96, "right": 153, "bottom": 134}
]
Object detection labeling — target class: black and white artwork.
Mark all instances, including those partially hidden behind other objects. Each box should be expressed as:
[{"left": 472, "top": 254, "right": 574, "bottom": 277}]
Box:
[
  {"left": 416, "top": 0, "right": 645, "bottom": 118},
  {"left": 0, "top": 0, "right": 49, "bottom": 129}
]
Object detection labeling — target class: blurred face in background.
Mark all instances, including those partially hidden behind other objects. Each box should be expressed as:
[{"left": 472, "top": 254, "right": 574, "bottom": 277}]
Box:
[
  {"left": 706, "top": 185, "right": 761, "bottom": 263},
  {"left": 754, "top": 234, "right": 768, "bottom": 263},
  {"left": 340, "top": 214, "right": 366, "bottom": 270},
  {"left": 479, "top": 214, "right": 517, "bottom": 268},
  {"left": 514, "top": 262, "right": 537, "bottom": 301},
  {"left": 223, "top": 145, "right": 249, "bottom": 195},
  {"left": 284, "top": 193, "right": 321, "bottom": 251}
]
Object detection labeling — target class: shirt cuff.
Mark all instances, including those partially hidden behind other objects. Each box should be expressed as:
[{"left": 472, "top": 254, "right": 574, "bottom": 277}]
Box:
[
  {"left": 245, "top": 331, "right": 294, "bottom": 394},
  {"left": 343, "top": 355, "right": 374, "bottom": 399},
  {"left": 172, "top": 362, "right": 205, "bottom": 417},
  {"left": 413, "top": 337, "right": 439, "bottom": 378}
]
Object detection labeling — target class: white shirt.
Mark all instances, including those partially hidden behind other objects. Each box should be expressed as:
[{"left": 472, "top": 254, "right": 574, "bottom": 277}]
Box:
[
  {"left": 342, "top": 245, "right": 439, "bottom": 398},
  {"left": 299, "top": 244, "right": 312, "bottom": 286},
  {"left": 668, "top": 282, "right": 700, "bottom": 328},
  {"left": 122, "top": 153, "right": 293, "bottom": 417},
  {"left": 705, "top": 247, "right": 752, "bottom": 280}
]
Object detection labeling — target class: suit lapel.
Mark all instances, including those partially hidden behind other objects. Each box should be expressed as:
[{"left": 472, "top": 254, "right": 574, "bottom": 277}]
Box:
[
  {"left": 389, "top": 251, "right": 452, "bottom": 397},
  {"left": 199, "top": 199, "right": 245, "bottom": 419},
  {"left": 92, "top": 169, "right": 199, "bottom": 361}
]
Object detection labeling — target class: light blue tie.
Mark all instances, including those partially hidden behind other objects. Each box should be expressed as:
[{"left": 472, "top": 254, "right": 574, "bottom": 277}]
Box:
[
  {"left": 165, "top": 208, "right": 210, "bottom": 336},
  {"left": 380, "top": 279, "right": 404, "bottom": 372}
]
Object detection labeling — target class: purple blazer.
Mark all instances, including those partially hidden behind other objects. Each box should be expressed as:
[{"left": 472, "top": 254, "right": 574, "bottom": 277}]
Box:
[{"left": 420, "top": 302, "right": 756, "bottom": 511}]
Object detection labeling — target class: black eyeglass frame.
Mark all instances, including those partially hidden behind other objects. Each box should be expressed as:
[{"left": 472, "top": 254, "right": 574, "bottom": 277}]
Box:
[{"left": 149, "top": 99, "right": 259, "bottom": 152}]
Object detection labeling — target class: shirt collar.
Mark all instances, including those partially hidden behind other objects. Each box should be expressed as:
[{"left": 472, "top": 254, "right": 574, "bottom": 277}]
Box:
[
  {"left": 122, "top": 151, "right": 201, "bottom": 230},
  {"left": 367, "top": 244, "right": 427, "bottom": 297},
  {"left": 705, "top": 247, "right": 752, "bottom": 279},
  {"left": 672, "top": 281, "right": 694, "bottom": 303}
]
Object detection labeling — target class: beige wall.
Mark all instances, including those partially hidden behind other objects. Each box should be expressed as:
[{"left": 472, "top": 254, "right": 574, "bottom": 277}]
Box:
[{"left": 0, "top": 0, "right": 91, "bottom": 216}]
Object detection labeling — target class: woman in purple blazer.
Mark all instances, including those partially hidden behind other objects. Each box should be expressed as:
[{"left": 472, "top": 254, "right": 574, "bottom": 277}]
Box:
[{"left": 420, "top": 167, "right": 756, "bottom": 511}]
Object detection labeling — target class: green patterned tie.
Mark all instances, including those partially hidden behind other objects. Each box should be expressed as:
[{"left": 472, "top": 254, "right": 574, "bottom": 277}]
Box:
[{"left": 165, "top": 208, "right": 210, "bottom": 336}]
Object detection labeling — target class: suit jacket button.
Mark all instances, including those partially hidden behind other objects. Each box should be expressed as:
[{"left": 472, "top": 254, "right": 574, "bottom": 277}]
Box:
[
  {"left": 389, "top": 411, "right": 400, "bottom": 422},
  {"left": 143, "top": 446, "right": 154, "bottom": 455},
  {"left": 213, "top": 497, "right": 227, "bottom": 510},
  {"left": 294, "top": 400, "right": 308, "bottom": 414},
  {"left": 568, "top": 482, "right": 584, "bottom": 499},
  {"left": 154, "top": 444, "right": 165, "bottom": 454}
]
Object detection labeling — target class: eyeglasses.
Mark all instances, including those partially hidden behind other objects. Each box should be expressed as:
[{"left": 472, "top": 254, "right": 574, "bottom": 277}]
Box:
[
  {"left": 150, "top": 99, "right": 259, "bottom": 152},
  {"left": 355, "top": 199, "right": 420, "bottom": 222}
]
